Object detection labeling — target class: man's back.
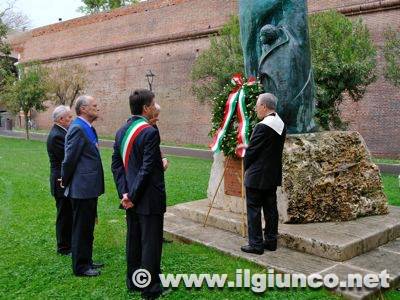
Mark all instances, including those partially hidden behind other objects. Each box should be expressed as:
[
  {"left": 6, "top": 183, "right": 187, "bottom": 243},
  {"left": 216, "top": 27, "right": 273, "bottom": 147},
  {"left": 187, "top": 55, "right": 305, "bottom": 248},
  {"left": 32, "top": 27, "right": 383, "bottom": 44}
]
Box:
[
  {"left": 112, "top": 116, "right": 166, "bottom": 215},
  {"left": 47, "top": 125, "right": 66, "bottom": 170},
  {"left": 47, "top": 125, "right": 67, "bottom": 197},
  {"left": 244, "top": 118, "right": 286, "bottom": 190}
]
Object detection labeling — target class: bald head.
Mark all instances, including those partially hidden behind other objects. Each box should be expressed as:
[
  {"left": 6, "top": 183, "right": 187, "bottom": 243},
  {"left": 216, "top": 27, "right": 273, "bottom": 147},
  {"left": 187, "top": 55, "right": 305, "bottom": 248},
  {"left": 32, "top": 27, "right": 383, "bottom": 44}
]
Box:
[{"left": 74, "top": 95, "right": 99, "bottom": 123}]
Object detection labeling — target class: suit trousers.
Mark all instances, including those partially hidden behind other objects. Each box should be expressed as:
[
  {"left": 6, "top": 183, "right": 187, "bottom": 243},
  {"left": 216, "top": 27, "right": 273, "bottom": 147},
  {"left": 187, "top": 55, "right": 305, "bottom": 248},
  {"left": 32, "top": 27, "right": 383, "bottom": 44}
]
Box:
[
  {"left": 126, "top": 210, "right": 164, "bottom": 298},
  {"left": 246, "top": 186, "right": 278, "bottom": 250},
  {"left": 55, "top": 196, "right": 73, "bottom": 254},
  {"left": 70, "top": 197, "right": 97, "bottom": 275}
]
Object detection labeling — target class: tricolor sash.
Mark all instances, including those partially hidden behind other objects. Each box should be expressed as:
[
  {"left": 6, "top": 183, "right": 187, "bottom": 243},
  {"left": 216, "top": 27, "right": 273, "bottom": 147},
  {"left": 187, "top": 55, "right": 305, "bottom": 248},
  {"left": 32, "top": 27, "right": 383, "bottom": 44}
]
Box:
[
  {"left": 73, "top": 117, "right": 98, "bottom": 148},
  {"left": 120, "top": 117, "right": 151, "bottom": 170}
]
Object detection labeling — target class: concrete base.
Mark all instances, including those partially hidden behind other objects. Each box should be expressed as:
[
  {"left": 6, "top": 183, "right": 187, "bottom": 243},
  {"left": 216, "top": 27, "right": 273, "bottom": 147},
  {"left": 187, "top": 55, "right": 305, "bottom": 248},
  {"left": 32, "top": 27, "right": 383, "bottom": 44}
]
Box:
[
  {"left": 165, "top": 204, "right": 400, "bottom": 300},
  {"left": 170, "top": 199, "right": 400, "bottom": 262}
]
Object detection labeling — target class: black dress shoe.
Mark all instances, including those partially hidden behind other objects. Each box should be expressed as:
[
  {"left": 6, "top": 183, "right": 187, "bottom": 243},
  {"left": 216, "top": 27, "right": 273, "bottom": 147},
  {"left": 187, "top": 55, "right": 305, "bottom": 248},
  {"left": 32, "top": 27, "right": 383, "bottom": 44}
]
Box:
[
  {"left": 57, "top": 250, "right": 71, "bottom": 256},
  {"left": 141, "top": 287, "right": 172, "bottom": 300},
  {"left": 240, "top": 245, "right": 264, "bottom": 255},
  {"left": 80, "top": 268, "right": 100, "bottom": 277},
  {"left": 263, "top": 240, "right": 277, "bottom": 251},
  {"left": 163, "top": 238, "right": 173, "bottom": 244},
  {"left": 91, "top": 262, "right": 104, "bottom": 269}
]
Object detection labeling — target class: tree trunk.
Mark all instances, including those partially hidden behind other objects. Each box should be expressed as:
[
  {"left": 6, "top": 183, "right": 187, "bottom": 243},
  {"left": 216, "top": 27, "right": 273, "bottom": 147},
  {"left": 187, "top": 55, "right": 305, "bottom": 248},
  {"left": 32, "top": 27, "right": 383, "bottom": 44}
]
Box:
[{"left": 24, "top": 114, "right": 30, "bottom": 140}]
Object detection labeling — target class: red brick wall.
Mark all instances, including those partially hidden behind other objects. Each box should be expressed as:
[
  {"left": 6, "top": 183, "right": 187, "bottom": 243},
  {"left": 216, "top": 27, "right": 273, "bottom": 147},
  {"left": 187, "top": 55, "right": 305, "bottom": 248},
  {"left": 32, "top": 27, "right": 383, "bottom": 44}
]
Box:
[
  {"left": 9, "top": 0, "right": 400, "bottom": 157},
  {"left": 12, "top": 0, "right": 236, "bottom": 145},
  {"left": 339, "top": 9, "right": 400, "bottom": 158}
]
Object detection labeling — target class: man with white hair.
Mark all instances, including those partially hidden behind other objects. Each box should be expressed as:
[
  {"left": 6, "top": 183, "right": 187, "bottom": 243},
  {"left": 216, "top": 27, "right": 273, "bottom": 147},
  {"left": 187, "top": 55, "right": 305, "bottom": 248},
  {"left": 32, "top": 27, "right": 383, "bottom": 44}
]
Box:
[
  {"left": 46, "top": 105, "right": 73, "bottom": 256},
  {"left": 149, "top": 103, "right": 169, "bottom": 172},
  {"left": 240, "top": 93, "right": 287, "bottom": 255}
]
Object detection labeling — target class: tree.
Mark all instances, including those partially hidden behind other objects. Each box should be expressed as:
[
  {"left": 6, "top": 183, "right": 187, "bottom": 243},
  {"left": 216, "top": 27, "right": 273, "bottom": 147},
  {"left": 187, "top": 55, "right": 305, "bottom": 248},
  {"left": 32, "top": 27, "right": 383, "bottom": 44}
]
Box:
[
  {"left": 191, "top": 12, "right": 377, "bottom": 131},
  {"left": 0, "top": 0, "right": 30, "bottom": 31},
  {"left": 1, "top": 63, "right": 48, "bottom": 139},
  {"left": 0, "top": 19, "right": 15, "bottom": 93},
  {"left": 45, "top": 62, "right": 87, "bottom": 107},
  {"left": 1, "top": 1, "right": 29, "bottom": 95},
  {"left": 383, "top": 27, "right": 400, "bottom": 87},
  {"left": 78, "top": 0, "right": 140, "bottom": 14},
  {"left": 191, "top": 16, "right": 244, "bottom": 102},
  {"left": 309, "top": 11, "right": 377, "bottom": 130}
]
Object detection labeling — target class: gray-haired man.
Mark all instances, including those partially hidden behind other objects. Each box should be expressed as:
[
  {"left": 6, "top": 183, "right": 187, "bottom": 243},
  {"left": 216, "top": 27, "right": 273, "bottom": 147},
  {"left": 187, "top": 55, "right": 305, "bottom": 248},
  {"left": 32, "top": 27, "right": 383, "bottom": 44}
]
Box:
[
  {"left": 46, "top": 105, "right": 73, "bottom": 255},
  {"left": 240, "top": 93, "right": 286, "bottom": 255},
  {"left": 61, "top": 95, "right": 105, "bottom": 276}
]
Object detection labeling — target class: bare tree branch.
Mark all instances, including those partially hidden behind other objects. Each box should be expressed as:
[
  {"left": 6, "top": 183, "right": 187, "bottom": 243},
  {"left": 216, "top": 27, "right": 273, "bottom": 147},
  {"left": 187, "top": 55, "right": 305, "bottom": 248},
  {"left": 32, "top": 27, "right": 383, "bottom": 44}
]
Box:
[
  {"left": 45, "top": 62, "right": 88, "bottom": 107},
  {"left": 0, "top": 0, "right": 31, "bottom": 31}
]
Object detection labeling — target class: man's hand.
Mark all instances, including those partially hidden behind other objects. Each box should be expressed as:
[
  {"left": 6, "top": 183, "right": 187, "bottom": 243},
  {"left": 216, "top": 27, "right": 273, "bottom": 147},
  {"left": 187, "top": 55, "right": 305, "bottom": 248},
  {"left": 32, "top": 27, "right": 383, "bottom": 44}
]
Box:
[
  {"left": 121, "top": 193, "right": 134, "bottom": 210},
  {"left": 236, "top": 143, "right": 248, "bottom": 151},
  {"left": 57, "top": 178, "right": 65, "bottom": 188},
  {"left": 162, "top": 158, "right": 169, "bottom": 171}
]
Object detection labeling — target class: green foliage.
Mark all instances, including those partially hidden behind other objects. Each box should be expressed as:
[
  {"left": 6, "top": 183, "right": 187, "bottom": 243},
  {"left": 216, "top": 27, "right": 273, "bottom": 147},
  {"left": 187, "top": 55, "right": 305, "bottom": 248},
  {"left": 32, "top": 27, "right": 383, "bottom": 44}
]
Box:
[
  {"left": 383, "top": 27, "right": 400, "bottom": 87},
  {"left": 309, "top": 11, "right": 377, "bottom": 130},
  {"left": 191, "top": 16, "right": 244, "bottom": 102},
  {"left": 210, "top": 80, "right": 263, "bottom": 158},
  {"left": 0, "top": 19, "right": 15, "bottom": 92},
  {"left": 0, "top": 63, "right": 48, "bottom": 139},
  {"left": 192, "top": 12, "right": 377, "bottom": 132},
  {"left": 78, "top": 0, "right": 139, "bottom": 14}
]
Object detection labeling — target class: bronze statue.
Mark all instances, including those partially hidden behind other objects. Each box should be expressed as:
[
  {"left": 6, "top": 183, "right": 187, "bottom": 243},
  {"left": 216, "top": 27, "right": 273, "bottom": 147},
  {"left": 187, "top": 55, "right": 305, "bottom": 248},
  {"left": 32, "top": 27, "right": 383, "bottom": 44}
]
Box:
[{"left": 239, "top": 0, "right": 316, "bottom": 133}]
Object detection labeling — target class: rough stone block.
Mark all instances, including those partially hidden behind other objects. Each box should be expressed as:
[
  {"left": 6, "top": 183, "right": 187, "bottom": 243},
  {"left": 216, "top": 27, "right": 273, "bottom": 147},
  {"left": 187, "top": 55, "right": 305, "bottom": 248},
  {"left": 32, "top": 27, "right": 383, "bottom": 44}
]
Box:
[
  {"left": 208, "top": 131, "right": 389, "bottom": 224},
  {"left": 280, "top": 131, "right": 388, "bottom": 223}
]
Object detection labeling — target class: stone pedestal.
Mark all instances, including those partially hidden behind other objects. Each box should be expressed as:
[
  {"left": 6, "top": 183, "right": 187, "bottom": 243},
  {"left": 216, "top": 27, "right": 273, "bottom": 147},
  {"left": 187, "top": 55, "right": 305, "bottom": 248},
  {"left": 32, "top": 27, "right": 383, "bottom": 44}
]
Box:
[{"left": 207, "top": 131, "right": 389, "bottom": 224}]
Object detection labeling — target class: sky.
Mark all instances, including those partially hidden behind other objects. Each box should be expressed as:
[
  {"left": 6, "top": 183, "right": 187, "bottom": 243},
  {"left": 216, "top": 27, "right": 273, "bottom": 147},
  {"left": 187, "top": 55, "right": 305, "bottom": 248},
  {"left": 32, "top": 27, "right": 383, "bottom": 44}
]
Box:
[{"left": 2, "top": 0, "right": 85, "bottom": 29}]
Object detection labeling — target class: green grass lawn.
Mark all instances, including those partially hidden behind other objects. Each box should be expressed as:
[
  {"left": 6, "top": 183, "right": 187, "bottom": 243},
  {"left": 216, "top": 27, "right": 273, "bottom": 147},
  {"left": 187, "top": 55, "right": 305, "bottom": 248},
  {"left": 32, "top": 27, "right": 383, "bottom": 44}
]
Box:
[
  {"left": 373, "top": 158, "right": 400, "bottom": 165},
  {"left": 0, "top": 136, "right": 398, "bottom": 299}
]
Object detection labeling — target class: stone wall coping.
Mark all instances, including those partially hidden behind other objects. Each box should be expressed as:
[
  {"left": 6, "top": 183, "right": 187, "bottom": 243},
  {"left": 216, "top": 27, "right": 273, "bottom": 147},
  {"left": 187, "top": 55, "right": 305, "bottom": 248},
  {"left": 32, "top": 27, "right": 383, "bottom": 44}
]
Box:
[
  {"left": 18, "top": 28, "right": 218, "bottom": 64},
  {"left": 314, "top": 0, "right": 400, "bottom": 16}
]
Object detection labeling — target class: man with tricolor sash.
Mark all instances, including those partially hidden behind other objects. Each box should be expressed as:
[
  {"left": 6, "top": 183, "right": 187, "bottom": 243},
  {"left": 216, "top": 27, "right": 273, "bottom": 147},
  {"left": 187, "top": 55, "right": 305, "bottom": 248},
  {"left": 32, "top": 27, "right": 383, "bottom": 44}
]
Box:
[{"left": 111, "top": 89, "right": 166, "bottom": 299}]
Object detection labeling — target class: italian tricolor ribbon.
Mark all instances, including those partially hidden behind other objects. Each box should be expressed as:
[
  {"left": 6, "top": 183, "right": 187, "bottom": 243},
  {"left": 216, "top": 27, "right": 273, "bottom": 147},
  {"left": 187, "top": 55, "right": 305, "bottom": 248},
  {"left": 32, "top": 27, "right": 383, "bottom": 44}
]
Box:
[
  {"left": 121, "top": 117, "right": 151, "bottom": 170},
  {"left": 210, "top": 73, "right": 256, "bottom": 158}
]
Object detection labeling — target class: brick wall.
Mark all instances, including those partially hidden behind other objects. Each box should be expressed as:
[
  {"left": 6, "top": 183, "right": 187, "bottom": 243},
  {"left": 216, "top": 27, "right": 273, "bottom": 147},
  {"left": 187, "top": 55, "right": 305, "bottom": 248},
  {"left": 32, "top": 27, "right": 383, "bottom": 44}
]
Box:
[
  {"left": 340, "top": 9, "right": 400, "bottom": 158},
  {"left": 9, "top": 0, "right": 400, "bottom": 156},
  {"left": 12, "top": 0, "right": 236, "bottom": 145}
]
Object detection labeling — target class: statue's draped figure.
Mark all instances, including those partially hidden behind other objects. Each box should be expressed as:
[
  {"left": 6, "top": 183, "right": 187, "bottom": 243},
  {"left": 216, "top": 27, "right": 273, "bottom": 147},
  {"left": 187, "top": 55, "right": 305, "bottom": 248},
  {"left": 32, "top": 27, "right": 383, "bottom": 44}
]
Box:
[{"left": 239, "top": 0, "right": 316, "bottom": 133}]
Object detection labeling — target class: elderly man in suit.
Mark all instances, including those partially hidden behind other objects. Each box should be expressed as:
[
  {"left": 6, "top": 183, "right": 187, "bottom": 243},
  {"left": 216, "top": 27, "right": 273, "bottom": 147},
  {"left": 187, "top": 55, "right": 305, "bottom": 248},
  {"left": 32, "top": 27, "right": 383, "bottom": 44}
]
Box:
[
  {"left": 61, "top": 95, "right": 105, "bottom": 277},
  {"left": 46, "top": 105, "right": 73, "bottom": 255},
  {"left": 112, "top": 89, "right": 166, "bottom": 299},
  {"left": 240, "top": 93, "right": 286, "bottom": 255}
]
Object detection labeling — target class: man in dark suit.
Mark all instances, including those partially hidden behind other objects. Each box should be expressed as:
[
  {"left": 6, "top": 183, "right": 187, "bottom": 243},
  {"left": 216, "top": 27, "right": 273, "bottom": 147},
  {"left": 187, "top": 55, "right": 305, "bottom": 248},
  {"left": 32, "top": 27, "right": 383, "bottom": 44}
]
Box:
[
  {"left": 47, "top": 105, "right": 73, "bottom": 255},
  {"left": 240, "top": 93, "right": 286, "bottom": 255},
  {"left": 111, "top": 89, "right": 166, "bottom": 299},
  {"left": 61, "top": 95, "right": 105, "bottom": 277}
]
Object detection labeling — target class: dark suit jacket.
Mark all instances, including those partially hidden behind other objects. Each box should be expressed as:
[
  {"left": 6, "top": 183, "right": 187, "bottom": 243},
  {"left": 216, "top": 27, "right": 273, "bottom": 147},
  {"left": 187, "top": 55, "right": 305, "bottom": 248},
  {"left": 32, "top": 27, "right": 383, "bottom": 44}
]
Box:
[
  {"left": 244, "top": 122, "right": 286, "bottom": 190},
  {"left": 47, "top": 124, "right": 67, "bottom": 198},
  {"left": 111, "top": 116, "right": 166, "bottom": 215},
  {"left": 61, "top": 122, "right": 105, "bottom": 199}
]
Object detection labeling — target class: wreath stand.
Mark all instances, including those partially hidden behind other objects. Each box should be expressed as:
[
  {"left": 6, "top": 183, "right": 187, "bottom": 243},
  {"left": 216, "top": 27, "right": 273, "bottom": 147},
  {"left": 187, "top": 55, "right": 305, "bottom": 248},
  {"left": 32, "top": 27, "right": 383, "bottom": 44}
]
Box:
[{"left": 203, "top": 157, "right": 247, "bottom": 238}]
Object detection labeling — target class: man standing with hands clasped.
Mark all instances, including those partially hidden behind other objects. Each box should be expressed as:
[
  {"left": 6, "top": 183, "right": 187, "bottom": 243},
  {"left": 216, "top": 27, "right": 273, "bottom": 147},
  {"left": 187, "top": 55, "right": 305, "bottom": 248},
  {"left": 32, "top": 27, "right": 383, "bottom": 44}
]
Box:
[
  {"left": 111, "top": 89, "right": 166, "bottom": 299},
  {"left": 61, "top": 95, "right": 105, "bottom": 276},
  {"left": 47, "top": 105, "right": 73, "bottom": 256},
  {"left": 240, "top": 93, "right": 286, "bottom": 255}
]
